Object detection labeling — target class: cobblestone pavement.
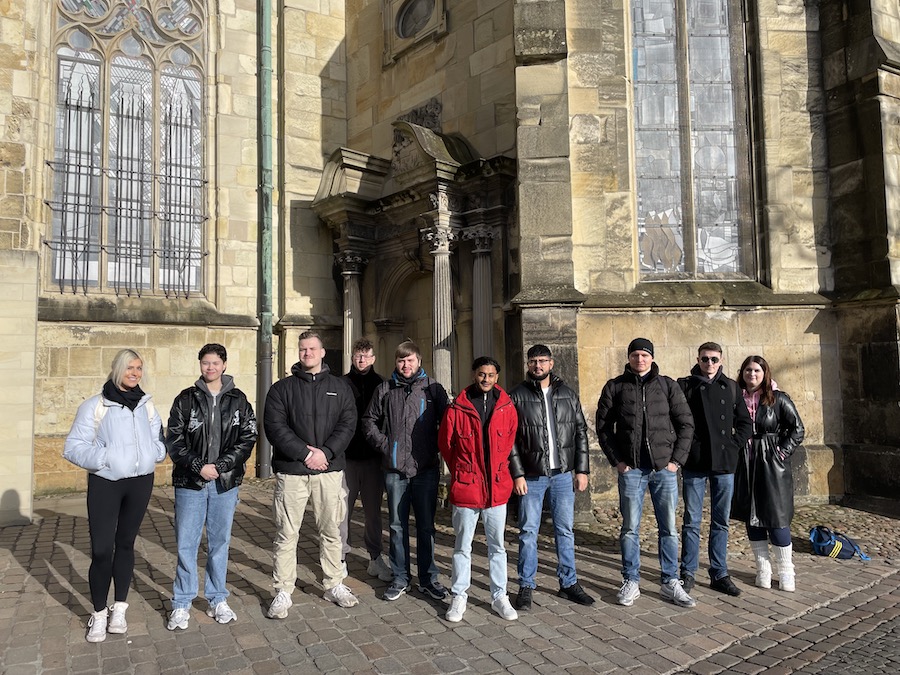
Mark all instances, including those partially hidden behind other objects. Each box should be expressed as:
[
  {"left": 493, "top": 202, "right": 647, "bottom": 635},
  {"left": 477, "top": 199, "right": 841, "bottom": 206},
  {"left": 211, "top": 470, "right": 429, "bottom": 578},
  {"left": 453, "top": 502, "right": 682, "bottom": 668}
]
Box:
[{"left": 1, "top": 480, "right": 899, "bottom": 674}]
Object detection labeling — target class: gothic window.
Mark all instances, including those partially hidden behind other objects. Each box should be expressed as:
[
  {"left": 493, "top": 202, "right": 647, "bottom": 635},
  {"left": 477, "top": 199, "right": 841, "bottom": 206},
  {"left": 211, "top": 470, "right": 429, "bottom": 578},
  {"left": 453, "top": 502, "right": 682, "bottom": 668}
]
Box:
[
  {"left": 47, "top": 0, "right": 206, "bottom": 298},
  {"left": 632, "top": 0, "right": 752, "bottom": 278}
]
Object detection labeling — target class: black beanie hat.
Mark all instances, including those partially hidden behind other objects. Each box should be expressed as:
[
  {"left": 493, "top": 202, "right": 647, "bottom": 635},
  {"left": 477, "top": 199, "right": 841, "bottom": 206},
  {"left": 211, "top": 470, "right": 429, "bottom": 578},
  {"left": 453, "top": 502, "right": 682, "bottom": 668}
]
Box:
[{"left": 627, "top": 338, "right": 654, "bottom": 357}]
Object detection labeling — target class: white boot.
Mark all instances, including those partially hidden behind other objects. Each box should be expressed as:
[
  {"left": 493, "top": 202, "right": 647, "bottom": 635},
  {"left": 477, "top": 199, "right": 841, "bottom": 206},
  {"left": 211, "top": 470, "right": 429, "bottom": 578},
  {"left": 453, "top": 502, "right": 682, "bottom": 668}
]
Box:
[
  {"left": 774, "top": 543, "right": 795, "bottom": 592},
  {"left": 86, "top": 608, "right": 108, "bottom": 643},
  {"left": 750, "top": 539, "right": 772, "bottom": 589}
]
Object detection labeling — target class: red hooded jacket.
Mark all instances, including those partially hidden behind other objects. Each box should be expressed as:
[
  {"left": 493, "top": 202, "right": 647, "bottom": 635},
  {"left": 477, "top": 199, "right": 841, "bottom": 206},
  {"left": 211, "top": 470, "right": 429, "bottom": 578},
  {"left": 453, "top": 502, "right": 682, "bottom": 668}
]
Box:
[{"left": 439, "top": 385, "right": 517, "bottom": 509}]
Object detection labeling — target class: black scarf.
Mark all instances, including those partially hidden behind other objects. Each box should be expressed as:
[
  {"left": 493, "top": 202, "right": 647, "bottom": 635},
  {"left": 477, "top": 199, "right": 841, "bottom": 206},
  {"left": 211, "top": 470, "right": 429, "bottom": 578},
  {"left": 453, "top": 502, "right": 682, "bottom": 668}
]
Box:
[{"left": 102, "top": 379, "right": 145, "bottom": 411}]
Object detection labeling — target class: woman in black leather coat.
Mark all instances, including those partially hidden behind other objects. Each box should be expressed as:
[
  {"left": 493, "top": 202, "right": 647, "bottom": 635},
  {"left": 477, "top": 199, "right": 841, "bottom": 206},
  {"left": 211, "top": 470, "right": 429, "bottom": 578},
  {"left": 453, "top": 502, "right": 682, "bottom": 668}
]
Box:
[{"left": 733, "top": 355, "right": 804, "bottom": 592}]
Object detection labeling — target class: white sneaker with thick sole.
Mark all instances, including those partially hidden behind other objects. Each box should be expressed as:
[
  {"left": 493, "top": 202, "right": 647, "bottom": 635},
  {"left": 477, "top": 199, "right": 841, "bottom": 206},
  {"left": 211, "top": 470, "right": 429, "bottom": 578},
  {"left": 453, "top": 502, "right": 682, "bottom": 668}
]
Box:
[
  {"left": 661, "top": 578, "right": 697, "bottom": 608},
  {"left": 324, "top": 583, "right": 359, "bottom": 608},
  {"left": 445, "top": 595, "right": 466, "bottom": 622},
  {"left": 616, "top": 579, "right": 641, "bottom": 607},
  {"left": 107, "top": 602, "right": 128, "bottom": 634},
  {"left": 167, "top": 607, "right": 190, "bottom": 631},
  {"left": 207, "top": 600, "right": 237, "bottom": 624},
  {"left": 367, "top": 555, "right": 393, "bottom": 582},
  {"left": 267, "top": 590, "right": 293, "bottom": 619},
  {"left": 86, "top": 609, "right": 108, "bottom": 643},
  {"left": 491, "top": 595, "right": 518, "bottom": 621}
]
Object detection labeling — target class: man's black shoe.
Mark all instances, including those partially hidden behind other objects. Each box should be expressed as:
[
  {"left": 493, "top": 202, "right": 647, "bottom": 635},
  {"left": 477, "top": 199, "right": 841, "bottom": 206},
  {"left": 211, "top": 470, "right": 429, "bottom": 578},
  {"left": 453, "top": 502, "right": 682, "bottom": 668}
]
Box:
[
  {"left": 515, "top": 587, "right": 533, "bottom": 610},
  {"left": 681, "top": 574, "right": 695, "bottom": 594},
  {"left": 558, "top": 583, "right": 595, "bottom": 606},
  {"left": 710, "top": 575, "right": 741, "bottom": 596}
]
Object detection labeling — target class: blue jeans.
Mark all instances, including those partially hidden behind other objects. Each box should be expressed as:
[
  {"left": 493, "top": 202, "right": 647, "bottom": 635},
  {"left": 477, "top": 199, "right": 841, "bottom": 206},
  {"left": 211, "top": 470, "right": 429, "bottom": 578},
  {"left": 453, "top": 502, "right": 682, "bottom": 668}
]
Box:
[
  {"left": 172, "top": 483, "right": 240, "bottom": 609},
  {"left": 450, "top": 504, "right": 508, "bottom": 601},
  {"left": 680, "top": 470, "right": 735, "bottom": 581},
  {"left": 384, "top": 468, "right": 439, "bottom": 586},
  {"left": 618, "top": 467, "right": 679, "bottom": 584},
  {"left": 517, "top": 472, "right": 577, "bottom": 589}
]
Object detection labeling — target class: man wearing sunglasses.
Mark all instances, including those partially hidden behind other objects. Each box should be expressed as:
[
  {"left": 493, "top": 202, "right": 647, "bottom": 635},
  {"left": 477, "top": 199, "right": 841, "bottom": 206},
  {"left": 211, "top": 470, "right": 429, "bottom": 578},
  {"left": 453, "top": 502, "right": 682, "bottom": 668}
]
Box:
[{"left": 676, "top": 342, "right": 752, "bottom": 597}]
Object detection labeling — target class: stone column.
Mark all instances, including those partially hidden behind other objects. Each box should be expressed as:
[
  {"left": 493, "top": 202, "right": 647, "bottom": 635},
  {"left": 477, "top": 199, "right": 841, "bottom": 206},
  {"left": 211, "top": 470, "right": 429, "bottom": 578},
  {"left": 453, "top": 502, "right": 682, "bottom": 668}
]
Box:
[
  {"left": 422, "top": 190, "right": 457, "bottom": 388},
  {"left": 463, "top": 226, "right": 496, "bottom": 359},
  {"left": 335, "top": 250, "right": 367, "bottom": 373}
]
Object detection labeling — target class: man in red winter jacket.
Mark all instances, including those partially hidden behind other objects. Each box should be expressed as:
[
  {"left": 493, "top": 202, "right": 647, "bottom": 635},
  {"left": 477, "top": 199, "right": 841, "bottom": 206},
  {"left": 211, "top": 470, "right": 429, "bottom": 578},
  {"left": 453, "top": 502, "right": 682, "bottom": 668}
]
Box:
[{"left": 438, "top": 356, "right": 519, "bottom": 623}]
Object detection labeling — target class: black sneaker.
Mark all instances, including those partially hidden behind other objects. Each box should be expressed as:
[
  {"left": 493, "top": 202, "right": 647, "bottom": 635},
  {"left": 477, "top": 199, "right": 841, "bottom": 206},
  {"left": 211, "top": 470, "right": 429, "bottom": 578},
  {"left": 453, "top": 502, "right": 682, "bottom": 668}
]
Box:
[
  {"left": 417, "top": 580, "right": 448, "bottom": 600},
  {"left": 710, "top": 575, "right": 741, "bottom": 597},
  {"left": 515, "top": 587, "right": 533, "bottom": 610},
  {"left": 558, "top": 583, "right": 595, "bottom": 606},
  {"left": 383, "top": 582, "right": 410, "bottom": 601},
  {"left": 681, "top": 574, "right": 695, "bottom": 594}
]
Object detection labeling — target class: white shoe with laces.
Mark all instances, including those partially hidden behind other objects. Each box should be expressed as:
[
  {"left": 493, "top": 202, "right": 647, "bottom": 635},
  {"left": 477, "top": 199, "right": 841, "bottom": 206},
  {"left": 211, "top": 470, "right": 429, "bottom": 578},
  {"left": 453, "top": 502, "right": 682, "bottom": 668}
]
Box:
[
  {"left": 661, "top": 578, "right": 697, "bottom": 608},
  {"left": 107, "top": 602, "right": 128, "bottom": 634},
  {"left": 266, "top": 590, "right": 293, "bottom": 619},
  {"left": 324, "top": 583, "right": 359, "bottom": 608},
  {"left": 86, "top": 608, "right": 108, "bottom": 643},
  {"left": 207, "top": 600, "right": 237, "bottom": 624},
  {"left": 616, "top": 579, "right": 641, "bottom": 606},
  {"left": 445, "top": 595, "right": 466, "bottom": 622},
  {"left": 491, "top": 595, "right": 518, "bottom": 621},
  {"left": 167, "top": 607, "right": 190, "bottom": 631}
]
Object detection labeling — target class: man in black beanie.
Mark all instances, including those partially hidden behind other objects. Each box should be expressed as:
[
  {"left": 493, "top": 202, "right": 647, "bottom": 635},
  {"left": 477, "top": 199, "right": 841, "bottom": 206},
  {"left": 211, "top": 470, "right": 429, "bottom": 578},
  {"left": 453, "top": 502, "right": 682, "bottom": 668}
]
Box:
[{"left": 596, "top": 338, "right": 696, "bottom": 608}]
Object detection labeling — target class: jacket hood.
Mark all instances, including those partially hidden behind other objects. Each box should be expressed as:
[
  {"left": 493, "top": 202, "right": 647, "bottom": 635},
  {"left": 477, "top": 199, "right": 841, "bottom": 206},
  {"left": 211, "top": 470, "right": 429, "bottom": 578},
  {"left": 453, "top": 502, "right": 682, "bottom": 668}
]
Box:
[
  {"left": 194, "top": 373, "right": 236, "bottom": 397},
  {"left": 290, "top": 362, "right": 332, "bottom": 381},
  {"left": 523, "top": 372, "right": 561, "bottom": 392},
  {"left": 390, "top": 367, "right": 428, "bottom": 387}
]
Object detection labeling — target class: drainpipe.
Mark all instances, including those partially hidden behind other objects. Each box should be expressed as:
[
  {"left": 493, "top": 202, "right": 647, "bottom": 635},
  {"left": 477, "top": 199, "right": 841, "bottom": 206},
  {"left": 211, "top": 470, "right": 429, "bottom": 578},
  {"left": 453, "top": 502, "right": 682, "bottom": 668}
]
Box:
[{"left": 256, "top": 0, "right": 273, "bottom": 478}]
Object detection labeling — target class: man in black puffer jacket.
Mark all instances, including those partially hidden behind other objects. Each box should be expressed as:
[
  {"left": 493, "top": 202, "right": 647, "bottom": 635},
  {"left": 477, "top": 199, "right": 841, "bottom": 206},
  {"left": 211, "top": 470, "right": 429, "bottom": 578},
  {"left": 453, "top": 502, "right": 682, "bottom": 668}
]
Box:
[
  {"left": 263, "top": 330, "right": 358, "bottom": 618},
  {"left": 596, "top": 338, "right": 695, "bottom": 609},
  {"left": 509, "top": 344, "right": 593, "bottom": 611},
  {"left": 166, "top": 343, "right": 258, "bottom": 630}
]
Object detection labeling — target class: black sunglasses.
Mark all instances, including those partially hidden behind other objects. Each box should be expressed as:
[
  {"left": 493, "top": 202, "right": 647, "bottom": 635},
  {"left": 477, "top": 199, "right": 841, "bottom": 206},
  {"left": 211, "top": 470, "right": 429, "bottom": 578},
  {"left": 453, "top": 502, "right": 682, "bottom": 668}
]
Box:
[{"left": 699, "top": 356, "right": 720, "bottom": 364}]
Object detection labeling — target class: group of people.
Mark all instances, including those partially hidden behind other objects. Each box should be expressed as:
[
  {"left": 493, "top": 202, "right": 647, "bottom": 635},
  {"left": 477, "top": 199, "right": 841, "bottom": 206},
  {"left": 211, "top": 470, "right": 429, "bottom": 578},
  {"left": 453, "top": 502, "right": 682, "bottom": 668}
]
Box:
[{"left": 63, "top": 333, "right": 804, "bottom": 643}]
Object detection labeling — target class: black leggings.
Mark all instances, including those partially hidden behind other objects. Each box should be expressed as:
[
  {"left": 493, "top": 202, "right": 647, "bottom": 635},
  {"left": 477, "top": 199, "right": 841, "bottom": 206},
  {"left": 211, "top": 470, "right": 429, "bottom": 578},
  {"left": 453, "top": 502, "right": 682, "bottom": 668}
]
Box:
[{"left": 87, "top": 473, "right": 154, "bottom": 611}]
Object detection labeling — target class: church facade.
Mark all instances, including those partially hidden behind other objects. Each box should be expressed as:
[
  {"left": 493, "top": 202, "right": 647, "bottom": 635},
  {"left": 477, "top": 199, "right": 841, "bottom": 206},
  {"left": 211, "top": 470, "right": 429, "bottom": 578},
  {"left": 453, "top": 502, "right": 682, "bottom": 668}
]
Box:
[{"left": 1, "top": 0, "right": 898, "bottom": 524}]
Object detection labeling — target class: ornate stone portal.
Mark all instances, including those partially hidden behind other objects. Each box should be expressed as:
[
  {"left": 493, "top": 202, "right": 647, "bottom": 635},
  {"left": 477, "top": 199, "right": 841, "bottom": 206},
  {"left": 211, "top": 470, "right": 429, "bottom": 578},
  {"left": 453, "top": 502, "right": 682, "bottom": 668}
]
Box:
[{"left": 312, "top": 123, "right": 515, "bottom": 391}]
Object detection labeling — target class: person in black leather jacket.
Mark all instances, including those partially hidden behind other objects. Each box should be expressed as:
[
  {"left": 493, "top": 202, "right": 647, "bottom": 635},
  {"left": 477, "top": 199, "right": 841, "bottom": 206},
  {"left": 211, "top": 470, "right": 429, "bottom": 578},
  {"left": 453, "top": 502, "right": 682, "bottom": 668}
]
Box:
[
  {"left": 508, "top": 344, "right": 594, "bottom": 611},
  {"left": 165, "top": 343, "right": 257, "bottom": 630}
]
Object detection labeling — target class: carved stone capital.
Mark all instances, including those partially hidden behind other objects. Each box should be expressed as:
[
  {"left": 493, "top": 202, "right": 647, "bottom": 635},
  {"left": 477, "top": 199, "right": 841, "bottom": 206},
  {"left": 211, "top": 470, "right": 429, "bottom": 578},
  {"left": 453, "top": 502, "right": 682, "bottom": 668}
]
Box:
[
  {"left": 335, "top": 250, "right": 368, "bottom": 274},
  {"left": 421, "top": 226, "right": 457, "bottom": 254},
  {"left": 462, "top": 226, "right": 496, "bottom": 254}
]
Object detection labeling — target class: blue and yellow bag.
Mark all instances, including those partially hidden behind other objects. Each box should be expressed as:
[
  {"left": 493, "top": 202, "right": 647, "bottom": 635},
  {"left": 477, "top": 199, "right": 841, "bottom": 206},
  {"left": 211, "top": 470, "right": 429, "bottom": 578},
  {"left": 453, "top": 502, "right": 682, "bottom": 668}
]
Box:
[{"left": 809, "top": 525, "right": 870, "bottom": 560}]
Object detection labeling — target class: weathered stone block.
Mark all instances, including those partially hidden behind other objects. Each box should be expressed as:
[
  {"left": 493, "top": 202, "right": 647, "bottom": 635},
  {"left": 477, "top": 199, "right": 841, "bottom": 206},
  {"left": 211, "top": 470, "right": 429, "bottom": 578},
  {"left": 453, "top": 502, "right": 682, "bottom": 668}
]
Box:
[{"left": 514, "top": 1, "right": 567, "bottom": 59}]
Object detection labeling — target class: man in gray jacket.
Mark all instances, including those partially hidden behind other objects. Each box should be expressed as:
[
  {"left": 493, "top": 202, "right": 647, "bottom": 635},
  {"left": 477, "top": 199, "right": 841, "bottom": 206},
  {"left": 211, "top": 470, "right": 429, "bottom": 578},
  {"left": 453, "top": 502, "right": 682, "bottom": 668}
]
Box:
[
  {"left": 596, "top": 338, "right": 695, "bottom": 608},
  {"left": 264, "top": 330, "right": 358, "bottom": 618}
]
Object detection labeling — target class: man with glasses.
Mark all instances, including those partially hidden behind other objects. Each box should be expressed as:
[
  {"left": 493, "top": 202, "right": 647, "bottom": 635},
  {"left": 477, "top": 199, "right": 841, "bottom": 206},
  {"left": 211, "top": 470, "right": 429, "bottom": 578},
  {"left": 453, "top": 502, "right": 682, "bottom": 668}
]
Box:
[
  {"left": 509, "top": 344, "right": 594, "bottom": 610},
  {"left": 596, "top": 338, "right": 695, "bottom": 608},
  {"left": 340, "top": 337, "right": 392, "bottom": 582},
  {"left": 676, "top": 342, "right": 752, "bottom": 596}
]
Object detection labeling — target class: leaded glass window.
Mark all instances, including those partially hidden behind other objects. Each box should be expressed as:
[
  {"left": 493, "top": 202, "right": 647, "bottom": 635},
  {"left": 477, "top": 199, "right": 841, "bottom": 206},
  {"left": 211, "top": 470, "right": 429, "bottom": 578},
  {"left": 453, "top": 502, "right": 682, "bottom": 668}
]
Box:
[
  {"left": 47, "top": 0, "right": 206, "bottom": 297},
  {"left": 632, "top": 0, "right": 752, "bottom": 277}
]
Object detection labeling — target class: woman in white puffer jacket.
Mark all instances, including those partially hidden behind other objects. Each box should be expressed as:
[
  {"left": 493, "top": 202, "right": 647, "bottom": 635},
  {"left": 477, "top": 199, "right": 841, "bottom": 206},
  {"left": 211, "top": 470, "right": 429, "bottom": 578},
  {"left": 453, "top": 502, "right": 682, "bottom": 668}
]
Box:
[{"left": 64, "top": 348, "right": 167, "bottom": 643}]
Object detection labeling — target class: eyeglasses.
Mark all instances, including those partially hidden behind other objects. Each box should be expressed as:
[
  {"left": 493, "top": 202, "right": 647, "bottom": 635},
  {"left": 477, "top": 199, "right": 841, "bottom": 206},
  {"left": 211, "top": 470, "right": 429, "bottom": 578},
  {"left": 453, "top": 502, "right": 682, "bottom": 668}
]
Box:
[
  {"left": 699, "top": 356, "right": 720, "bottom": 364},
  {"left": 527, "top": 358, "right": 551, "bottom": 366},
  {"left": 353, "top": 353, "right": 375, "bottom": 361}
]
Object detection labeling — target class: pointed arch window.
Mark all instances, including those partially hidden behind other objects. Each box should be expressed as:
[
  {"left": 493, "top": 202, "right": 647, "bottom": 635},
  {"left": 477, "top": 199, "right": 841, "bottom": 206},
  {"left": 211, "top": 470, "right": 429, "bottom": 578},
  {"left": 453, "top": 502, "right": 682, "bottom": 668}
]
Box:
[
  {"left": 632, "top": 0, "right": 753, "bottom": 278},
  {"left": 47, "top": 0, "right": 206, "bottom": 297}
]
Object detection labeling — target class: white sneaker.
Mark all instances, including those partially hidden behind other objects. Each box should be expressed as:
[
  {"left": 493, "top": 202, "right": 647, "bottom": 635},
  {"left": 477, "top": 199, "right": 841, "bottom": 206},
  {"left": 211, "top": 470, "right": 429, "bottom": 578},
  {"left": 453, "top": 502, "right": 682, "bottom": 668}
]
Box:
[
  {"left": 324, "top": 583, "right": 359, "bottom": 608},
  {"left": 367, "top": 555, "right": 393, "bottom": 582},
  {"left": 107, "top": 602, "right": 128, "bottom": 634},
  {"left": 206, "top": 600, "right": 237, "bottom": 624},
  {"left": 616, "top": 579, "right": 641, "bottom": 607},
  {"left": 445, "top": 595, "right": 466, "bottom": 622},
  {"left": 167, "top": 607, "right": 190, "bottom": 631},
  {"left": 267, "top": 590, "right": 293, "bottom": 619},
  {"left": 661, "top": 578, "right": 697, "bottom": 608},
  {"left": 491, "top": 595, "right": 518, "bottom": 621},
  {"left": 86, "top": 609, "right": 108, "bottom": 643}
]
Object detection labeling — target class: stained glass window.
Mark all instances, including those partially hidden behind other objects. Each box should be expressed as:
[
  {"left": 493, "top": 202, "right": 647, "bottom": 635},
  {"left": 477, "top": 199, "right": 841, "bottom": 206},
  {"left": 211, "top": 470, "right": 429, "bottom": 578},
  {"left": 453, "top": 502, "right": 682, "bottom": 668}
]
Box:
[
  {"left": 48, "top": 0, "right": 206, "bottom": 297},
  {"left": 632, "top": 0, "right": 751, "bottom": 277}
]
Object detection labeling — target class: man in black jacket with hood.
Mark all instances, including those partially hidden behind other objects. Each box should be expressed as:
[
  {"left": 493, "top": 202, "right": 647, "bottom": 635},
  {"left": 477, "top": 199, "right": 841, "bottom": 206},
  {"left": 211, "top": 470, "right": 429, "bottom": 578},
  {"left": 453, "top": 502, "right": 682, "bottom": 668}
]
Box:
[
  {"left": 677, "top": 342, "right": 752, "bottom": 597},
  {"left": 509, "top": 344, "right": 594, "bottom": 610},
  {"left": 596, "top": 338, "right": 695, "bottom": 608},
  {"left": 264, "top": 330, "right": 358, "bottom": 618}
]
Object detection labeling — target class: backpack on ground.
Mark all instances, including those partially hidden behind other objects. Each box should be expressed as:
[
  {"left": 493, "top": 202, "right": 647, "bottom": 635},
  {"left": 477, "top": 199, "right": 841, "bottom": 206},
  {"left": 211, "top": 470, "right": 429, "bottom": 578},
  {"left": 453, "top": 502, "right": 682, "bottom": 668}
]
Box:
[{"left": 809, "top": 525, "right": 870, "bottom": 561}]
